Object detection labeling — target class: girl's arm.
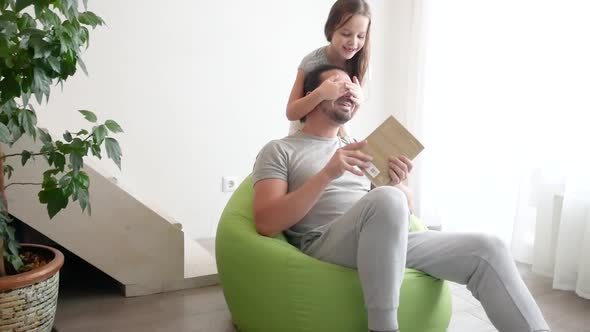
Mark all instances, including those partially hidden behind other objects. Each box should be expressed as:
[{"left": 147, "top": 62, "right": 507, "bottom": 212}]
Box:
[
  {"left": 286, "top": 69, "right": 325, "bottom": 121},
  {"left": 286, "top": 69, "right": 347, "bottom": 121}
]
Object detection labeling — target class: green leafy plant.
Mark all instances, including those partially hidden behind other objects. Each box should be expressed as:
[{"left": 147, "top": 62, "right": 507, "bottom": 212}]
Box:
[{"left": 0, "top": 0, "right": 122, "bottom": 275}]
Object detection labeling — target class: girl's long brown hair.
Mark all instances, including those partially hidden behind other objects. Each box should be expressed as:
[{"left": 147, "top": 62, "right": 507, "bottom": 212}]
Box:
[{"left": 324, "top": 0, "right": 371, "bottom": 83}]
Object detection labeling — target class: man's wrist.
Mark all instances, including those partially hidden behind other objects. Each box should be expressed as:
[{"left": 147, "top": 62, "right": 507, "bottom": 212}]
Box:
[{"left": 316, "top": 170, "right": 334, "bottom": 185}]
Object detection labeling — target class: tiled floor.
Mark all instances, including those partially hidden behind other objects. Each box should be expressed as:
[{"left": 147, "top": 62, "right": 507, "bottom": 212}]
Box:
[
  {"left": 444, "top": 263, "right": 590, "bottom": 332},
  {"left": 53, "top": 263, "right": 590, "bottom": 332},
  {"left": 446, "top": 282, "right": 497, "bottom": 332}
]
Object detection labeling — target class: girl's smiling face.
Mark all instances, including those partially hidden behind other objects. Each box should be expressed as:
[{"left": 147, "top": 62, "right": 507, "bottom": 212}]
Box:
[{"left": 330, "top": 14, "right": 369, "bottom": 60}]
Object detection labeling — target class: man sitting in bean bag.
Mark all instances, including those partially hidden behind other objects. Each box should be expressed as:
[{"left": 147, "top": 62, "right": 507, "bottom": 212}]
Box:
[{"left": 251, "top": 64, "right": 551, "bottom": 332}]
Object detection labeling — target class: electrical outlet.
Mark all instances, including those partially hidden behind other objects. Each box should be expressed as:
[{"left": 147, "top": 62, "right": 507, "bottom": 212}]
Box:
[{"left": 222, "top": 176, "right": 238, "bottom": 192}]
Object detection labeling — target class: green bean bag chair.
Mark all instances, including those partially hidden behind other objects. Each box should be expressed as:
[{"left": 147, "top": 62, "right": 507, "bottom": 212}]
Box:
[{"left": 216, "top": 176, "right": 452, "bottom": 332}]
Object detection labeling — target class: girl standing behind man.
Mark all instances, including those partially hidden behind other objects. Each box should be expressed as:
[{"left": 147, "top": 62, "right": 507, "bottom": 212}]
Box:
[{"left": 286, "top": 0, "right": 372, "bottom": 136}]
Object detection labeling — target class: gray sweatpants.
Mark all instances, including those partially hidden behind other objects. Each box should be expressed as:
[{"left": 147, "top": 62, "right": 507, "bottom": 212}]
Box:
[{"left": 300, "top": 186, "right": 550, "bottom": 332}]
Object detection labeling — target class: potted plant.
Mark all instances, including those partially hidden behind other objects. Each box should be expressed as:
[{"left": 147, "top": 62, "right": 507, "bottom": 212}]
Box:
[{"left": 0, "top": 1, "right": 121, "bottom": 331}]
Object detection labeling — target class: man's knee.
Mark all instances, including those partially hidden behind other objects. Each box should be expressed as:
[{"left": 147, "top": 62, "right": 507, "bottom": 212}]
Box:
[
  {"left": 472, "top": 234, "right": 511, "bottom": 260},
  {"left": 363, "top": 186, "right": 409, "bottom": 233},
  {"left": 368, "top": 186, "right": 409, "bottom": 213}
]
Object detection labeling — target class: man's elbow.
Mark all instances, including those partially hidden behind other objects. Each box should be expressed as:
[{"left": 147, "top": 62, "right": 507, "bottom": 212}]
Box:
[
  {"left": 254, "top": 214, "right": 277, "bottom": 237},
  {"left": 255, "top": 222, "right": 279, "bottom": 237},
  {"left": 255, "top": 223, "right": 274, "bottom": 237}
]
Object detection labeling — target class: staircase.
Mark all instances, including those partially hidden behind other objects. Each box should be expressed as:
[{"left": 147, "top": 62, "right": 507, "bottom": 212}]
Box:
[{"left": 4, "top": 137, "right": 217, "bottom": 296}]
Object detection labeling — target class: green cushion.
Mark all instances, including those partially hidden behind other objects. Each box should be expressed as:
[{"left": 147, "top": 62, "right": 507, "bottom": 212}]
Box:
[{"left": 216, "top": 176, "right": 452, "bottom": 332}]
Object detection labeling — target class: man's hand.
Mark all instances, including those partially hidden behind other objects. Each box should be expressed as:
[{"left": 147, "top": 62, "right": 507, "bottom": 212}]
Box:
[
  {"left": 321, "top": 140, "right": 373, "bottom": 180},
  {"left": 318, "top": 75, "right": 349, "bottom": 101},
  {"left": 388, "top": 155, "right": 413, "bottom": 186}
]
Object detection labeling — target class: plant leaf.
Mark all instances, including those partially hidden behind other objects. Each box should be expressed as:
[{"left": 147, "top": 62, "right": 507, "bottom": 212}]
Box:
[
  {"left": 77, "top": 186, "right": 90, "bottom": 214},
  {"left": 7, "top": 238, "right": 19, "bottom": 255},
  {"left": 0, "top": 100, "right": 15, "bottom": 116},
  {"left": 70, "top": 137, "right": 87, "bottom": 155},
  {"left": 38, "top": 128, "right": 52, "bottom": 144},
  {"left": 78, "top": 11, "right": 104, "bottom": 28},
  {"left": 32, "top": 67, "right": 51, "bottom": 104},
  {"left": 21, "top": 92, "right": 31, "bottom": 108},
  {"left": 17, "top": 12, "right": 36, "bottom": 30},
  {"left": 7, "top": 118, "right": 22, "bottom": 143},
  {"left": 18, "top": 108, "right": 37, "bottom": 138},
  {"left": 21, "top": 150, "right": 31, "bottom": 166},
  {"left": 3, "top": 165, "right": 14, "bottom": 179},
  {"left": 55, "top": 141, "right": 71, "bottom": 154},
  {"left": 79, "top": 109, "right": 97, "bottom": 122},
  {"left": 75, "top": 129, "right": 89, "bottom": 136},
  {"left": 53, "top": 152, "right": 66, "bottom": 171},
  {"left": 76, "top": 171, "right": 90, "bottom": 188},
  {"left": 104, "top": 137, "right": 121, "bottom": 169},
  {"left": 38, "top": 188, "right": 68, "bottom": 219},
  {"left": 69, "top": 152, "right": 83, "bottom": 173},
  {"left": 42, "top": 169, "right": 59, "bottom": 190},
  {"left": 38, "top": 8, "right": 61, "bottom": 28},
  {"left": 9, "top": 254, "right": 24, "bottom": 272},
  {"left": 28, "top": 32, "right": 52, "bottom": 59},
  {"left": 90, "top": 143, "right": 101, "bottom": 158},
  {"left": 0, "top": 122, "right": 13, "bottom": 144},
  {"left": 0, "top": 75, "right": 20, "bottom": 104},
  {"left": 0, "top": 214, "right": 8, "bottom": 230},
  {"left": 48, "top": 56, "right": 61, "bottom": 73},
  {"left": 59, "top": 173, "right": 73, "bottom": 197},
  {"left": 94, "top": 124, "right": 106, "bottom": 144},
  {"left": 104, "top": 119, "right": 123, "bottom": 133},
  {"left": 14, "top": 0, "right": 34, "bottom": 12}
]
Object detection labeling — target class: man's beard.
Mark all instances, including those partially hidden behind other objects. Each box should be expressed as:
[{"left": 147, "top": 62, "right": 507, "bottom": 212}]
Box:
[{"left": 323, "top": 103, "right": 353, "bottom": 124}]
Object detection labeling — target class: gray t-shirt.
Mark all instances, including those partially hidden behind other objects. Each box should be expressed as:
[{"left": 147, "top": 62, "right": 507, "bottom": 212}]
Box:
[
  {"left": 298, "top": 46, "right": 330, "bottom": 74},
  {"left": 252, "top": 131, "right": 371, "bottom": 246}
]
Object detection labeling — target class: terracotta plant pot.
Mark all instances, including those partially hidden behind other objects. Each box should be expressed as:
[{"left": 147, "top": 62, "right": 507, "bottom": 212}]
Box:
[{"left": 0, "top": 244, "right": 64, "bottom": 332}]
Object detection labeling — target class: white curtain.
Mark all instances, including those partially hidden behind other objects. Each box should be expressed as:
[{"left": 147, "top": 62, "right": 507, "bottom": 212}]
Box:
[
  {"left": 512, "top": 167, "right": 590, "bottom": 299},
  {"left": 416, "top": 0, "right": 590, "bottom": 298}
]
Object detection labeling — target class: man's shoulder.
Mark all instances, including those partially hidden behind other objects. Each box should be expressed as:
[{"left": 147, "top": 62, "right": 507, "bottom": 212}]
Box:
[
  {"left": 252, "top": 136, "right": 304, "bottom": 185},
  {"left": 262, "top": 135, "right": 295, "bottom": 151},
  {"left": 257, "top": 135, "right": 298, "bottom": 159},
  {"left": 258, "top": 133, "right": 321, "bottom": 162}
]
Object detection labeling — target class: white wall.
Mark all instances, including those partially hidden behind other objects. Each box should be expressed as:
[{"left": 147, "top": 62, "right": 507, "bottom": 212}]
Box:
[{"left": 34, "top": 0, "right": 414, "bottom": 239}]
